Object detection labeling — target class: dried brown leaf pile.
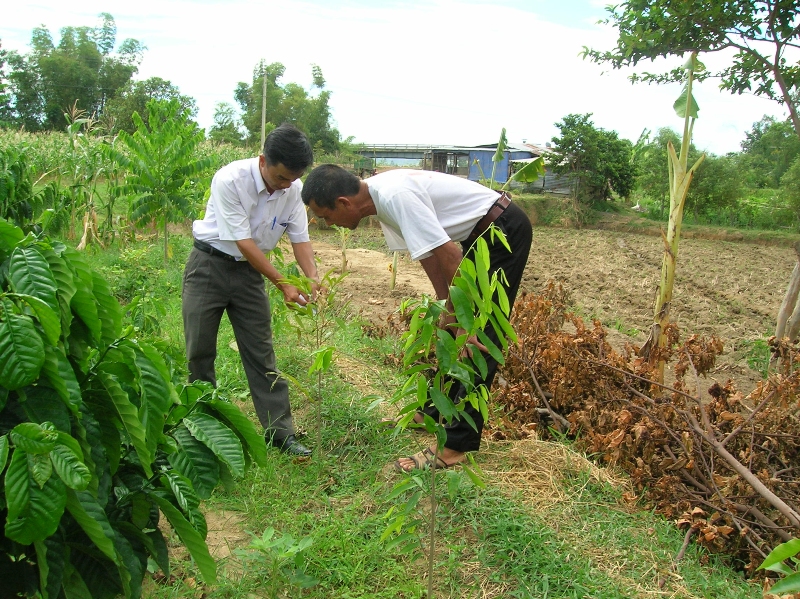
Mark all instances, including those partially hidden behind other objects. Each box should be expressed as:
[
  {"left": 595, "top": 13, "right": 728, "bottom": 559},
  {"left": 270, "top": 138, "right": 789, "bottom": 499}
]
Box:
[{"left": 490, "top": 283, "right": 800, "bottom": 574}]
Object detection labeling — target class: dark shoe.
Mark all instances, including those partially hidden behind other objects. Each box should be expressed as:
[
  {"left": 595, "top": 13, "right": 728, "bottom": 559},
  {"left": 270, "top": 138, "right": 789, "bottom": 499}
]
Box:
[{"left": 272, "top": 434, "right": 312, "bottom": 457}]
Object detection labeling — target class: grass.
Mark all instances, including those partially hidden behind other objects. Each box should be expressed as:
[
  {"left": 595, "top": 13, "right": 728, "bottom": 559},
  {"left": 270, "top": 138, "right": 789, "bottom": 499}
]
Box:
[{"left": 85, "top": 230, "right": 763, "bottom": 599}]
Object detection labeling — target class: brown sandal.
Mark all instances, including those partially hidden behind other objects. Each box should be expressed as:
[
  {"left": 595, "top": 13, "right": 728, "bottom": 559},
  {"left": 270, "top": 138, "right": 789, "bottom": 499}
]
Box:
[{"left": 393, "top": 447, "right": 453, "bottom": 472}]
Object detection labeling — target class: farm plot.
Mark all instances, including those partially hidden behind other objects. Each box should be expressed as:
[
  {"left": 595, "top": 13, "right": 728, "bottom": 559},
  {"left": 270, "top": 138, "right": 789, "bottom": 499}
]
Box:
[{"left": 311, "top": 227, "right": 796, "bottom": 396}]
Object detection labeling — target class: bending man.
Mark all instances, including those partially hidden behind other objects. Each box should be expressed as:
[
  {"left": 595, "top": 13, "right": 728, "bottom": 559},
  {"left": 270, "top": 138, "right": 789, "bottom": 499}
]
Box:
[{"left": 301, "top": 165, "right": 531, "bottom": 470}]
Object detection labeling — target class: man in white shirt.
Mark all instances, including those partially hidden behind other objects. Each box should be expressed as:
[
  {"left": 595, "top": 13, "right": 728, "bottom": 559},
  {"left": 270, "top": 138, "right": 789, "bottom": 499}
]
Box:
[
  {"left": 183, "top": 124, "right": 318, "bottom": 456},
  {"left": 301, "top": 165, "right": 532, "bottom": 471}
]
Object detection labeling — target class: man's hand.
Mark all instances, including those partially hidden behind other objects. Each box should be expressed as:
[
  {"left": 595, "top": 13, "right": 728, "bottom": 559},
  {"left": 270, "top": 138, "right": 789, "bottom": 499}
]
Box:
[
  {"left": 438, "top": 311, "right": 488, "bottom": 357},
  {"left": 278, "top": 283, "right": 308, "bottom": 306}
]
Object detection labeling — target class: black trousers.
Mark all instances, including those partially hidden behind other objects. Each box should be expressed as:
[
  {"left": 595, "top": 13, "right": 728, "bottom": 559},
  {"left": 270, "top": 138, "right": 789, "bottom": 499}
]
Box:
[{"left": 423, "top": 201, "right": 532, "bottom": 452}]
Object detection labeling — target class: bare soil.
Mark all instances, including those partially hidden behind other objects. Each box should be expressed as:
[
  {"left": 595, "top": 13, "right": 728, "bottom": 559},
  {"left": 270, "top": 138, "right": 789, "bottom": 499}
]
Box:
[{"left": 310, "top": 226, "right": 798, "bottom": 396}]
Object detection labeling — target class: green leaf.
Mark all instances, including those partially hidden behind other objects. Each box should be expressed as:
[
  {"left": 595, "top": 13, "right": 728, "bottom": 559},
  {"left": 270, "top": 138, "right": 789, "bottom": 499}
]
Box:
[
  {"left": 674, "top": 83, "right": 700, "bottom": 119},
  {"left": 0, "top": 218, "right": 24, "bottom": 254},
  {"left": 309, "top": 346, "right": 334, "bottom": 375},
  {"left": 50, "top": 443, "right": 92, "bottom": 491},
  {"left": 0, "top": 311, "right": 45, "bottom": 390},
  {"left": 510, "top": 157, "right": 545, "bottom": 183},
  {"left": 65, "top": 489, "right": 119, "bottom": 564},
  {"left": 476, "top": 329, "right": 504, "bottom": 363},
  {"left": 4, "top": 449, "right": 67, "bottom": 544},
  {"left": 18, "top": 293, "right": 61, "bottom": 345},
  {"left": 769, "top": 572, "right": 800, "bottom": 595},
  {"left": 0, "top": 435, "right": 8, "bottom": 472},
  {"left": 95, "top": 370, "right": 152, "bottom": 476},
  {"left": 208, "top": 398, "right": 268, "bottom": 467},
  {"left": 760, "top": 538, "right": 800, "bottom": 570},
  {"left": 469, "top": 346, "right": 489, "bottom": 380},
  {"left": 162, "top": 471, "right": 200, "bottom": 514},
  {"left": 449, "top": 286, "right": 475, "bottom": 332},
  {"left": 41, "top": 344, "right": 82, "bottom": 415},
  {"left": 29, "top": 451, "right": 53, "bottom": 487},
  {"left": 169, "top": 425, "right": 220, "bottom": 499},
  {"left": 70, "top": 276, "right": 101, "bottom": 346},
  {"left": 122, "top": 340, "right": 171, "bottom": 459},
  {"left": 91, "top": 271, "right": 122, "bottom": 346},
  {"left": 9, "top": 246, "right": 58, "bottom": 309},
  {"left": 184, "top": 412, "right": 245, "bottom": 477},
  {"left": 149, "top": 493, "right": 217, "bottom": 584},
  {"left": 37, "top": 535, "right": 67, "bottom": 599},
  {"left": 493, "top": 128, "right": 508, "bottom": 163},
  {"left": 10, "top": 422, "right": 58, "bottom": 454},
  {"left": 435, "top": 329, "right": 458, "bottom": 374},
  {"left": 430, "top": 386, "right": 458, "bottom": 422},
  {"left": 61, "top": 562, "right": 93, "bottom": 599},
  {"left": 462, "top": 461, "right": 486, "bottom": 489}
]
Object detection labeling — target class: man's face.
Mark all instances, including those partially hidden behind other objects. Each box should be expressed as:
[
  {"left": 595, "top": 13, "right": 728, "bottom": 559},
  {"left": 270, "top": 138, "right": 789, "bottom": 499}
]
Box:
[
  {"left": 259, "top": 156, "right": 303, "bottom": 192},
  {"left": 308, "top": 199, "right": 360, "bottom": 230}
]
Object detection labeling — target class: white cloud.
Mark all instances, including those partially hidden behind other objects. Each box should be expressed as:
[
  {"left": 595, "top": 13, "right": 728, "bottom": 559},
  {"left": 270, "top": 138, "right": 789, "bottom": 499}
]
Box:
[{"left": 3, "top": 0, "right": 788, "bottom": 154}]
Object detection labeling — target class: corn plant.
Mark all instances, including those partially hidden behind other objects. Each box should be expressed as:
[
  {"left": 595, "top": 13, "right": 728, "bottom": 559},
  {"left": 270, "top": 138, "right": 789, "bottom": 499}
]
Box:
[
  {"left": 640, "top": 53, "right": 707, "bottom": 382},
  {"left": 383, "top": 227, "right": 514, "bottom": 598},
  {"left": 0, "top": 220, "right": 267, "bottom": 598},
  {"left": 0, "top": 146, "right": 68, "bottom": 234}
]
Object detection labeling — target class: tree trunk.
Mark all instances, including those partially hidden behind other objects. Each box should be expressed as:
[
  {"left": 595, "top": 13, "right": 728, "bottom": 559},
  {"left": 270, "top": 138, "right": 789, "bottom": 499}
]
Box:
[{"left": 775, "top": 241, "right": 800, "bottom": 342}]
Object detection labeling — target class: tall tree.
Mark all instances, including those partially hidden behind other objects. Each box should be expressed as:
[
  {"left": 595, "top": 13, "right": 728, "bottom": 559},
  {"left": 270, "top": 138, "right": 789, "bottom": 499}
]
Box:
[
  {"left": 105, "top": 76, "right": 197, "bottom": 134},
  {"left": 548, "top": 113, "right": 636, "bottom": 204},
  {"left": 208, "top": 102, "right": 244, "bottom": 145},
  {"left": 637, "top": 128, "right": 704, "bottom": 215},
  {"left": 234, "top": 61, "right": 340, "bottom": 152},
  {"left": 740, "top": 116, "right": 800, "bottom": 188},
  {"left": 584, "top": 1, "right": 800, "bottom": 140},
  {"left": 0, "top": 41, "right": 9, "bottom": 125},
  {"left": 4, "top": 14, "right": 144, "bottom": 130}
]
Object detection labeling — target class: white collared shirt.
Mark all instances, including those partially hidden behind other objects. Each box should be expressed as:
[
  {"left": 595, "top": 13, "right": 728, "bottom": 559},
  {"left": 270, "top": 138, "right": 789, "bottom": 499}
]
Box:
[
  {"left": 366, "top": 169, "right": 499, "bottom": 260},
  {"left": 193, "top": 158, "right": 310, "bottom": 259}
]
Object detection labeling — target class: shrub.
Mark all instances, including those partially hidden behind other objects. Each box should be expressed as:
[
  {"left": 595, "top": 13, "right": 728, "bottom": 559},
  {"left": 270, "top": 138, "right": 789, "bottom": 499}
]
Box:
[{"left": 0, "top": 219, "right": 266, "bottom": 598}]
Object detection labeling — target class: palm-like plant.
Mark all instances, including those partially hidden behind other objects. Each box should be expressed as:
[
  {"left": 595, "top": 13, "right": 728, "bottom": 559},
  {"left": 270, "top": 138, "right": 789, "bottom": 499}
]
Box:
[{"left": 108, "top": 99, "right": 212, "bottom": 263}]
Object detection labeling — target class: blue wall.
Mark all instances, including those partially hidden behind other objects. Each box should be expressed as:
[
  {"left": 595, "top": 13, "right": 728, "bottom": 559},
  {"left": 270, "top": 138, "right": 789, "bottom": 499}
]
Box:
[{"left": 467, "top": 150, "right": 532, "bottom": 183}]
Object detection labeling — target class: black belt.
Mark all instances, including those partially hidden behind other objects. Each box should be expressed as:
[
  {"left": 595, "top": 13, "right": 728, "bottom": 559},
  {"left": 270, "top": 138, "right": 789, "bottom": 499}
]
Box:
[
  {"left": 193, "top": 239, "right": 238, "bottom": 262},
  {"left": 465, "top": 192, "right": 511, "bottom": 244}
]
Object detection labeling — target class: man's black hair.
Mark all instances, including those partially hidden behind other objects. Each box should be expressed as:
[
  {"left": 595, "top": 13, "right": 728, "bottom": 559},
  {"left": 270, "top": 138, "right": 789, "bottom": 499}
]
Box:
[
  {"left": 301, "top": 164, "right": 361, "bottom": 209},
  {"left": 263, "top": 123, "right": 313, "bottom": 172}
]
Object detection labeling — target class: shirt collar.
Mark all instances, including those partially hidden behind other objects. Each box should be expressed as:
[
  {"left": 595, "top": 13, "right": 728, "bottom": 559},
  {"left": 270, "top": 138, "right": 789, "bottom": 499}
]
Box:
[{"left": 250, "top": 158, "right": 286, "bottom": 198}]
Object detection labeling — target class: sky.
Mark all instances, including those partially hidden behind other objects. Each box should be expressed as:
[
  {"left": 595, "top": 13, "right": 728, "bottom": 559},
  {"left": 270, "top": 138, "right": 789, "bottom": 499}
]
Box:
[{"left": 2, "top": 0, "right": 791, "bottom": 155}]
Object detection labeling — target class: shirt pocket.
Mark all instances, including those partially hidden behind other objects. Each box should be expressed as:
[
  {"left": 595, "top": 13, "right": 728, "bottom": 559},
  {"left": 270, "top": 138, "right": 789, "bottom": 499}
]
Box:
[{"left": 253, "top": 218, "right": 288, "bottom": 250}]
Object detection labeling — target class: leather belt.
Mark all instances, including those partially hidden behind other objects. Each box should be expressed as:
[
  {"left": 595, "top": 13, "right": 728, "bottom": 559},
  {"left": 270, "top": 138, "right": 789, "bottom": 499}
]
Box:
[
  {"left": 193, "top": 239, "right": 238, "bottom": 262},
  {"left": 465, "top": 192, "right": 511, "bottom": 245}
]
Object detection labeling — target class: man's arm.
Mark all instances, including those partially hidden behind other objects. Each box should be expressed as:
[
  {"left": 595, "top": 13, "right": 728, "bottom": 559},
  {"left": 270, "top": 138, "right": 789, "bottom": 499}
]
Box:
[
  {"left": 236, "top": 238, "right": 306, "bottom": 304},
  {"left": 419, "top": 241, "right": 463, "bottom": 301},
  {"left": 290, "top": 241, "right": 319, "bottom": 281}
]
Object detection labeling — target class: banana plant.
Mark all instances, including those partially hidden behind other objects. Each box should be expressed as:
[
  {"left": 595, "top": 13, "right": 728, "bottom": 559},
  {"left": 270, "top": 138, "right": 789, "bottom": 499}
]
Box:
[
  {"left": 0, "top": 219, "right": 266, "bottom": 598},
  {"left": 476, "top": 127, "right": 545, "bottom": 191},
  {"left": 640, "top": 53, "right": 707, "bottom": 382}
]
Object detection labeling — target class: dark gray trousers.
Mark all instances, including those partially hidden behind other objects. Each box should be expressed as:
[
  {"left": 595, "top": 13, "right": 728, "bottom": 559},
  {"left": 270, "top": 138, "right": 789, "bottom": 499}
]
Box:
[{"left": 182, "top": 248, "right": 294, "bottom": 440}]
